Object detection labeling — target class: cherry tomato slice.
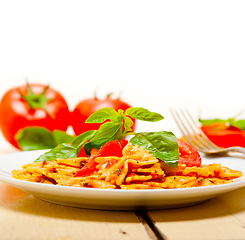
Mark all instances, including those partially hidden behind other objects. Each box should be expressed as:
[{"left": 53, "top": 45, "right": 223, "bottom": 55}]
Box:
[
  {"left": 75, "top": 139, "right": 128, "bottom": 177},
  {"left": 177, "top": 139, "right": 202, "bottom": 167}
]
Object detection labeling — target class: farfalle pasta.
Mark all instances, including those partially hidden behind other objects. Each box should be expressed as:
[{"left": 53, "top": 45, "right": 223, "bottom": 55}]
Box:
[{"left": 12, "top": 143, "right": 243, "bottom": 189}]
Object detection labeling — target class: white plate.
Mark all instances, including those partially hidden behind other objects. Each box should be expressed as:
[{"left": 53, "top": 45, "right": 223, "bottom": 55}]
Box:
[{"left": 0, "top": 150, "right": 245, "bottom": 211}]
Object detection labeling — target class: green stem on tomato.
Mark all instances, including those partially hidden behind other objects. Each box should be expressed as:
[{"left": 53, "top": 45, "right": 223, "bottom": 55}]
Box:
[{"left": 18, "top": 83, "right": 53, "bottom": 116}]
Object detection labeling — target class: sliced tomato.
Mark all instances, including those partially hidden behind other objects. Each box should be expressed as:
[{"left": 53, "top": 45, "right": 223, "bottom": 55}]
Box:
[
  {"left": 75, "top": 155, "right": 98, "bottom": 177},
  {"left": 120, "top": 138, "right": 129, "bottom": 149},
  {"left": 177, "top": 139, "right": 202, "bottom": 167},
  {"left": 78, "top": 146, "right": 88, "bottom": 157},
  {"left": 75, "top": 139, "right": 128, "bottom": 177},
  {"left": 97, "top": 139, "right": 127, "bottom": 158}
]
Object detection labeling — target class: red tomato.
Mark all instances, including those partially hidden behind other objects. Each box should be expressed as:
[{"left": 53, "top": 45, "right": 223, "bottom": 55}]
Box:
[
  {"left": 75, "top": 139, "right": 127, "bottom": 177},
  {"left": 201, "top": 125, "right": 245, "bottom": 148},
  {"left": 177, "top": 139, "right": 202, "bottom": 167},
  {"left": 0, "top": 83, "right": 70, "bottom": 149},
  {"left": 71, "top": 96, "right": 136, "bottom": 135}
]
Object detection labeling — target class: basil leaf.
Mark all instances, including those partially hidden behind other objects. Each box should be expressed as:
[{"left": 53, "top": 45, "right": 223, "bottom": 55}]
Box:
[
  {"left": 125, "top": 107, "right": 164, "bottom": 122},
  {"left": 85, "top": 107, "right": 119, "bottom": 123},
  {"left": 34, "top": 130, "right": 96, "bottom": 162},
  {"left": 15, "top": 127, "right": 57, "bottom": 151},
  {"left": 124, "top": 116, "right": 134, "bottom": 131},
  {"left": 53, "top": 130, "right": 76, "bottom": 145},
  {"left": 198, "top": 118, "right": 228, "bottom": 126},
  {"left": 199, "top": 116, "right": 245, "bottom": 131},
  {"left": 130, "top": 131, "right": 179, "bottom": 168},
  {"left": 230, "top": 119, "right": 245, "bottom": 130},
  {"left": 71, "top": 130, "right": 97, "bottom": 155},
  {"left": 84, "top": 122, "right": 122, "bottom": 155},
  {"left": 34, "top": 143, "right": 77, "bottom": 162},
  {"left": 15, "top": 127, "right": 75, "bottom": 151}
]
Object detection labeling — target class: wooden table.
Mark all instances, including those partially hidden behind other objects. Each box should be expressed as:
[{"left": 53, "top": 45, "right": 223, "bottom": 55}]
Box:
[{"left": 1, "top": 148, "right": 245, "bottom": 240}]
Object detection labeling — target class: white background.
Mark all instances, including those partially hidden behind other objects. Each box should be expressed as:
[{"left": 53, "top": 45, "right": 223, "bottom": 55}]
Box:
[{"left": 0, "top": 1, "right": 245, "bottom": 151}]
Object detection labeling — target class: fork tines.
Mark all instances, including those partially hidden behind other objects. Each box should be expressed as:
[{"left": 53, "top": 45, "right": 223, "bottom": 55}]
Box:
[{"left": 170, "top": 109, "right": 220, "bottom": 153}]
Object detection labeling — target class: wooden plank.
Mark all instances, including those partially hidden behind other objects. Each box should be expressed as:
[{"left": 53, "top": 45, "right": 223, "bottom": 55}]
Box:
[
  {"left": 0, "top": 183, "right": 151, "bottom": 240},
  {"left": 216, "top": 187, "right": 245, "bottom": 225},
  {"left": 148, "top": 187, "right": 245, "bottom": 240}
]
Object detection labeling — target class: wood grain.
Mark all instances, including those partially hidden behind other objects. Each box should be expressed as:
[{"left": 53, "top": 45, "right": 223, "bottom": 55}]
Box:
[
  {"left": 149, "top": 187, "right": 245, "bottom": 240},
  {"left": 0, "top": 182, "right": 151, "bottom": 240}
]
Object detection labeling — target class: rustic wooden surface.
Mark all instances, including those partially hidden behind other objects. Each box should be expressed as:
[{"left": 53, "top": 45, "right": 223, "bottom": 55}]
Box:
[
  {"left": 1, "top": 147, "right": 245, "bottom": 240},
  {"left": 150, "top": 186, "right": 245, "bottom": 240},
  {"left": 0, "top": 182, "right": 151, "bottom": 240}
]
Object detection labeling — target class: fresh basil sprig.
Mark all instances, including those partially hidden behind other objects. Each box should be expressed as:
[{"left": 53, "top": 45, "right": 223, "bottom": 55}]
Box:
[{"left": 34, "top": 107, "right": 179, "bottom": 167}]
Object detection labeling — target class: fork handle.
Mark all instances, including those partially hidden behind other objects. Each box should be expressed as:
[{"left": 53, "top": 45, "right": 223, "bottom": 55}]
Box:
[{"left": 226, "top": 147, "right": 245, "bottom": 154}]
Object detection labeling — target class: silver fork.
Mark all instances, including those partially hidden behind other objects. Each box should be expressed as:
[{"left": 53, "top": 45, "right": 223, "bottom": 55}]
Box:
[{"left": 170, "top": 108, "right": 245, "bottom": 155}]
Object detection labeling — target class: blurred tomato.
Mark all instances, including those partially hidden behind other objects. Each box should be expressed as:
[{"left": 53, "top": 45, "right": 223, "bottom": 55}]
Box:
[
  {"left": 71, "top": 96, "right": 135, "bottom": 135},
  {"left": 201, "top": 124, "right": 245, "bottom": 148},
  {"left": 0, "top": 83, "right": 70, "bottom": 149}
]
